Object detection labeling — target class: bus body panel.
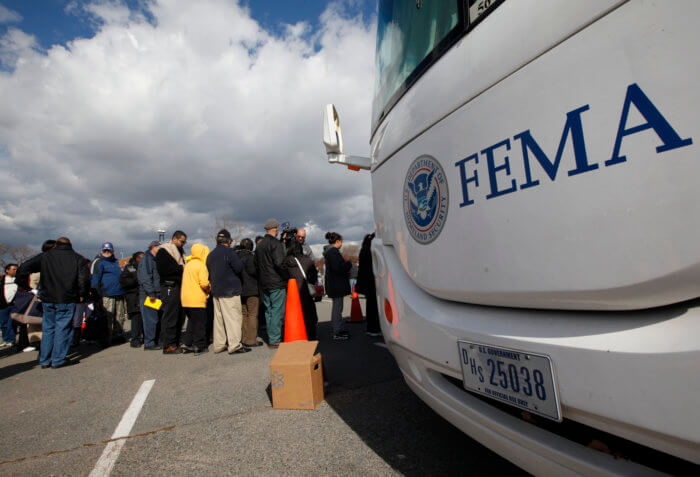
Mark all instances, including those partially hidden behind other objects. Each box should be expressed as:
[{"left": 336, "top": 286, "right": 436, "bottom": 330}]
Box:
[
  {"left": 374, "top": 240, "right": 700, "bottom": 466},
  {"left": 372, "top": 0, "right": 700, "bottom": 310}
]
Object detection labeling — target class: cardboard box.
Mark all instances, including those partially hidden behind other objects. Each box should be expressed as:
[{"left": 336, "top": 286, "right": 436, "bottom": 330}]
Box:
[{"left": 270, "top": 341, "right": 324, "bottom": 410}]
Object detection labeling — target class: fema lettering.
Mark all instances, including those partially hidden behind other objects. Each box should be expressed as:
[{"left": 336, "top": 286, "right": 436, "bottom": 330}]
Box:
[{"left": 455, "top": 83, "right": 694, "bottom": 207}]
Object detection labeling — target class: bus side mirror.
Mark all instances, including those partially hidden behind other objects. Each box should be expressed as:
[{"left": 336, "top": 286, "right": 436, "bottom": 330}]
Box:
[
  {"left": 323, "top": 104, "right": 343, "bottom": 155},
  {"left": 322, "top": 104, "right": 371, "bottom": 171}
]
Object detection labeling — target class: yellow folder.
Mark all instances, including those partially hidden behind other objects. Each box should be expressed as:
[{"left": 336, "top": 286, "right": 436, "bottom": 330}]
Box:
[{"left": 144, "top": 297, "right": 162, "bottom": 310}]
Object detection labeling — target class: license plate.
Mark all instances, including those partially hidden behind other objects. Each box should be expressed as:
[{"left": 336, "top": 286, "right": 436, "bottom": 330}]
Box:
[{"left": 457, "top": 341, "right": 562, "bottom": 421}]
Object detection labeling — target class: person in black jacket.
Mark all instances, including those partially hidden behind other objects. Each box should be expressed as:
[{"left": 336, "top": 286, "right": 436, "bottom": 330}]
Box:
[
  {"left": 323, "top": 231, "right": 352, "bottom": 341},
  {"left": 155, "top": 230, "right": 187, "bottom": 354},
  {"left": 285, "top": 241, "right": 319, "bottom": 340},
  {"left": 22, "top": 237, "right": 89, "bottom": 368},
  {"left": 355, "top": 233, "right": 381, "bottom": 336},
  {"left": 206, "top": 229, "right": 249, "bottom": 354},
  {"left": 120, "top": 252, "right": 144, "bottom": 348},
  {"left": 255, "top": 219, "right": 288, "bottom": 348},
  {"left": 236, "top": 238, "right": 262, "bottom": 347}
]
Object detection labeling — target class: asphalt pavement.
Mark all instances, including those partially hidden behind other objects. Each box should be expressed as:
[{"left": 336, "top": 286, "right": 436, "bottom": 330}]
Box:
[{"left": 0, "top": 296, "right": 523, "bottom": 476}]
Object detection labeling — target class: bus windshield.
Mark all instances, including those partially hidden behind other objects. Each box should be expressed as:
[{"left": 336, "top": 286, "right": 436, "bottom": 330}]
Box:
[{"left": 372, "top": 0, "right": 461, "bottom": 131}]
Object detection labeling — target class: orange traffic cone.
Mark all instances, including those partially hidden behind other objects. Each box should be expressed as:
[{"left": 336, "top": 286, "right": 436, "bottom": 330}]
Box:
[
  {"left": 349, "top": 285, "right": 364, "bottom": 323},
  {"left": 284, "top": 279, "right": 308, "bottom": 342}
]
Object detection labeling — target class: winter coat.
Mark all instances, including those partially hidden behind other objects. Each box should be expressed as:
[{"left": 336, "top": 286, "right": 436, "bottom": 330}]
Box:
[
  {"left": 355, "top": 240, "right": 376, "bottom": 296},
  {"left": 206, "top": 244, "right": 243, "bottom": 298},
  {"left": 236, "top": 248, "right": 258, "bottom": 297},
  {"left": 323, "top": 246, "right": 351, "bottom": 298},
  {"left": 91, "top": 254, "right": 125, "bottom": 297},
  {"left": 255, "top": 234, "right": 288, "bottom": 291},
  {"left": 155, "top": 245, "right": 185, "bottom": 285},
  {"left": 16, "top": 253, "right": 43, "bottom": 290},
  {"left": 119, "top": 258, "right": 141, "bottom": 314},
  {"left": 181, "top": 244, "right": 210, "bottom": 308},
  {"left": 137, "top": 250, "right": 160, "bottom": 297},
  {"left": 285, "top": 254, "right": 319, "bottom": 340},
  {"left": 22, "top": 242, "right": 90, "bottom": 304}
]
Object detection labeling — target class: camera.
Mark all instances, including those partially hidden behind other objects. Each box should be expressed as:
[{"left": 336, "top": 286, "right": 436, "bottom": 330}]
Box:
[{"left": 280, "top": 221, "right": 297, "bottom": 246}]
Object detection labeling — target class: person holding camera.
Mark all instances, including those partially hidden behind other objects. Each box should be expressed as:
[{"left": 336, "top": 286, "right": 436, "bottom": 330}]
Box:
[{"left": 323, "top": 232, "right": 352, "bottom": 341}]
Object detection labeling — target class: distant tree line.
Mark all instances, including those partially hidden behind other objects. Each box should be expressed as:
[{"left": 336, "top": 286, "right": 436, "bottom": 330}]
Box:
[{"left": 0, "top": 243, "right": 36, "bottom": 268}]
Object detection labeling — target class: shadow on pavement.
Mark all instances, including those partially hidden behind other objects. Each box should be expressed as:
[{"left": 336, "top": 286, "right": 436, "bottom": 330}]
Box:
[
  {"left": 317, "top": 321, "right": 525, "bottom": 476},
  {"left": 0, "top": 342, "right": 106, "bottom": 381}
]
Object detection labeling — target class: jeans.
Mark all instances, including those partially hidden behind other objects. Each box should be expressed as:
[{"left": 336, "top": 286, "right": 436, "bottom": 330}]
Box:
[
  {"left": 331, "top": 297, "right": 346, "bottom": 335},
  {"left": 40, "top": 302, "right": 76, "bottom": 367},
  {"left": 140, "top": 296, "right": 159, "bottom": 347},
  {"left": 0, "top": 306, "right": 15, "bottom": 344},
  {"left": 263, "top": 288, "right": 286, "bottom": 345}
]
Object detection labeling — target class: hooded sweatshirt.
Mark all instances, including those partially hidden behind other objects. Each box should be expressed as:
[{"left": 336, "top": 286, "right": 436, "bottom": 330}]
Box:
[{"left": 181, "top": 244, "right": 210, "bottom": 308}]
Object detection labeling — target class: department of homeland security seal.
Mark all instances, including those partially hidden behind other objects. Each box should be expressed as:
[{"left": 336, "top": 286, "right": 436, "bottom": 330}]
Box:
[{"left": 403, "top": 155, "right": 449, "bottom": 244}]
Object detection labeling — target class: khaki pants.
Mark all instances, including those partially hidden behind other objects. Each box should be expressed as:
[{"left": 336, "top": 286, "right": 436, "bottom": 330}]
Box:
[
  {"left": 213, "top": 295, "right": 243, "bottom": 353},
  {"left": 241, "top": 296, "right": 259, "bottom": 346},
  {"left": 102, "top": 295, "right": 127, "bottom": 345}
]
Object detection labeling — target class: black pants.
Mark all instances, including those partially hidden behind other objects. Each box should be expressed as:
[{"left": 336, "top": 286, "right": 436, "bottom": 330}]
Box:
[
  {"left": 365, "top": 286, "right": 381, "bottom": 333},
  {"left": 160, "top": 284, "right": 184, "bottom": 348},
  {"left": 129, "top": 311, "right": 143, "bottom": 344},
  {"left": 183, "top": 307, "right": 207, "bottom": 349}
]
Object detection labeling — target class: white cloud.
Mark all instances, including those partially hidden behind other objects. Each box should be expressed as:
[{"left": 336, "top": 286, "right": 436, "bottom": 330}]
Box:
[
  {"left": 0, "top": 0, "right": 377, "bottom": 257},
  {"left": 0, "top": 5, "right": 22, "bottom": 25}
]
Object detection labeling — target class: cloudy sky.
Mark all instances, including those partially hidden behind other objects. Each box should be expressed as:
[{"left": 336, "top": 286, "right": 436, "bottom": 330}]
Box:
[{"left": 0, "top": 0, "right": 376, "bottom": 258}]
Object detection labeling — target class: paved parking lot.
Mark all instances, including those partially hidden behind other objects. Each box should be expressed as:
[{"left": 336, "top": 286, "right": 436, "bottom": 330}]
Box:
[{"left": 0, "top": 297, "right": 522, "bottom": 476}]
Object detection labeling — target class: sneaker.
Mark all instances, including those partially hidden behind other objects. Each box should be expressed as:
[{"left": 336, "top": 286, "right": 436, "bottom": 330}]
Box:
[
  {"left": 332, "top": 334, "right": 349, "bottom": 341},
  {"left": 23, "top": 346, "right": 36, "bottom": 352},
  {"left": 0, "top": 342, "right": 11, "bottom": 349}
]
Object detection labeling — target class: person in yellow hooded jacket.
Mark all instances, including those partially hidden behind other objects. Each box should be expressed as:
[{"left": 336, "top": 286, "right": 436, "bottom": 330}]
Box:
[{"left": 180, "top": 243, "right": 210, "bottom": 355}]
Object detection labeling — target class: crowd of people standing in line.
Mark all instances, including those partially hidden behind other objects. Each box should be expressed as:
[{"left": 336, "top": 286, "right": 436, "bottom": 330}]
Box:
[{"left": 0, "top": 218, "right": 381, "bottom": 369}]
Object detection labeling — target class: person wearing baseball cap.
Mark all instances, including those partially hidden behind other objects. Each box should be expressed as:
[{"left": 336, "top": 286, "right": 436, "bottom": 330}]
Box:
[
  {"left": 254, "top": 219, "right": 288, "bottom": 348},
  {"left": 137, "top": 240, "right": 161, "bottom": 350},
  {"left": 206, "top": 229, "right": 249, "bottom": 354},
  {"left": 91, "top": 241, "right": 127, "bottom": 346}
]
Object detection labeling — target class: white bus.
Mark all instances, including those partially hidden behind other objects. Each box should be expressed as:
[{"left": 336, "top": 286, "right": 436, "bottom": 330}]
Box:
[{"left": 323, "top": 0, "right": 699, "bottom": 474}]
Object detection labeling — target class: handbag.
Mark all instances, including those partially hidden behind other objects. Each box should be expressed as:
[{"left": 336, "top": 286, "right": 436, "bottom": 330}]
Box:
[{"left": 294, "top": 258, "right": 316, "bottom": 296}]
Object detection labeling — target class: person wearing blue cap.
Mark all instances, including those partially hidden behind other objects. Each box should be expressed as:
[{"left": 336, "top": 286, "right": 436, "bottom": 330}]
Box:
[{"left": 91, "top": 242, "right": 127, "bottom": 346}]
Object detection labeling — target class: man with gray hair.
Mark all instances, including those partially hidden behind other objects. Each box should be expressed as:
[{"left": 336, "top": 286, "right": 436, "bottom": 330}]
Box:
[
  {"left": 255, "top": 219, "right": 288, "bottom": 348},
  {"left": 296, "top": 227, "right": 314, "bottom": 260}
]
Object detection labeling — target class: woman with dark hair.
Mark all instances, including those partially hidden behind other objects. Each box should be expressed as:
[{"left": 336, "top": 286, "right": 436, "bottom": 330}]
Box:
[
  {"left": 355, "top": 233, "right": 381, "bottom": 336},
  {"left": 285, "top": 241, "right": 319, "bottom": 340},
  {"left": 236, "top": 238, "right": 263, "bottom": 347},
  {"left": 323, "top": 232, "right": 352, "bottom": 341},
  {"left": 120, "top": 251, "right": 145, "bottom": 348}
]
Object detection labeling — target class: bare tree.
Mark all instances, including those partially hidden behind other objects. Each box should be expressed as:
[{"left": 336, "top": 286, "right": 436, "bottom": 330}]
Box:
[
  {"left": 211, "top": 214, "right": 248, "bottom": 245},
  {"left": 0, "top": 243, "right": 37, "bottom": 268}
]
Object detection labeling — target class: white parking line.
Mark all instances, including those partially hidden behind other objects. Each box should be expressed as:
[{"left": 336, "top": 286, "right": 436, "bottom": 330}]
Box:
[{"left": 89, "top": 379, "right": 155, "bottom": 477}]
